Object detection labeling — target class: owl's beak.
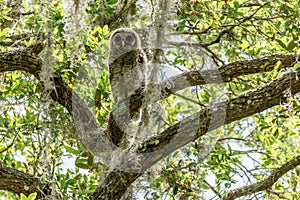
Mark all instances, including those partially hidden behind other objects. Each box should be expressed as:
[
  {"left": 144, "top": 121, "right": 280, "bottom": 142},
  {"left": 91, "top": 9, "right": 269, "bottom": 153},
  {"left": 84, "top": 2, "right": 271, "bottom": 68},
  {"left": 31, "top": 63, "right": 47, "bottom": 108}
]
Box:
[{"left": 121, "top": 39, "right": 125, "bottom": 47}]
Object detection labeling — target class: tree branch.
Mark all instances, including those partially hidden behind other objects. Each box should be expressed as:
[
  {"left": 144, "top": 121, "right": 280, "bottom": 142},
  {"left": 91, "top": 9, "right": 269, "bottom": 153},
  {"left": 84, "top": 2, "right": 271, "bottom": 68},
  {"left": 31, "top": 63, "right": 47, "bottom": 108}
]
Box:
[
  {"left": 0, "top": 165, "right": 56, "bottom": 198},
  {"left": 202, "top": 2, "right": 268, "bottom": 47},
  {"left": 0, "top": 50, "right": 41, "bottom": 74},
  {"left": 91, "top": 62, "right": 300, "bottom": 198},
  {"left": 129, "top": 54, "right": 299, "bottom": 114},
  {"left": 1, "top": 50, "right": 300, "bottom": 199},
  {"left": 89, "top": 0, "right": 138, "bottom": 29},
  {"left": 89, "top": 171, "right": 141, "bottom": 200},
  {"left": 240, "top": 1, "right": 263, "bottom": 7},
  {"left": 137, "top": 66, "right": 300, "bottom": 158},
  {"left": 165, "top": 54, "right": 298, "bottom": 92},
  {"left": 223, "top": 155, "right": 300, "bottom": 200}
]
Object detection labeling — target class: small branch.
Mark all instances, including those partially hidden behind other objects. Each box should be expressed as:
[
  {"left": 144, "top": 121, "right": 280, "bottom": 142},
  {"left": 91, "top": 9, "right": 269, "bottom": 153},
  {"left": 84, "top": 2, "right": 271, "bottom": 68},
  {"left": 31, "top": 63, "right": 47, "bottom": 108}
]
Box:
[
  {"left": 223, "top": 155, "right": 300, "bottom": 200},
  {"left": 0, "top": 33, "right": 45, "bottom": 47},
  {"left": 91, "top": 0, "right": 138, "bottom": 28},
  {"left": 203, "top": 179, "right": 222, "bottom": 198},
  {"left": 217, "top": 137, "right": 248, "bottom": 143},
  {"left": 172, "top": 91, "right": 207, "bottom": 107},
  {"left": 0, "top": 41, "right": 16, "bottom": 46},
  {"left": 7, "top": 33, "right": 34, "bottom": 40},
  {"left": 0, "top": 130, "right": 19, "bottom": 154},
  {"left": 203, "top": 28, "right": 233, "bottom": 47},
  {"left": 203, "top": 2, "right": 269, "bottom": 47},
  {"left": 239, "top": 1, "right": 263, "bottom": 7},
  {"left": 167, "top": 26, "right": 212, "bottom": 35},
  {"left": 19, "top": 11, "right": 34, "bottom": 16}
]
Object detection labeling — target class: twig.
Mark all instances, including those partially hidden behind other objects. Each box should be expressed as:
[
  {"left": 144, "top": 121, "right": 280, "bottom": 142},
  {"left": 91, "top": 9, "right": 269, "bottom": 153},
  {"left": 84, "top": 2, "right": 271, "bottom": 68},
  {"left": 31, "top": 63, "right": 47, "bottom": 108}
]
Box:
[
  {"left": 203, "top": 179, "right": 222, "bottom": 198},
  {"left": 0, "top": 130, "right": 19, "bottom": 154},
  {"left": 223, "top": 155, "right": 300, "bottom": 200},
  {"left": 171, "top": 90, "right": 207, "bottom": 107}
]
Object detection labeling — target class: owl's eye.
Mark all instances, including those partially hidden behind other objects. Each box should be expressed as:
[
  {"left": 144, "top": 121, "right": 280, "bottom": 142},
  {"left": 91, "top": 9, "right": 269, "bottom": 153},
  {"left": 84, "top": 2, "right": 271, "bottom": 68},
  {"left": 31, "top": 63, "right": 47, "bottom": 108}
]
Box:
[
  {"left": 125, "top": 35, "right": 133, "bottom": 43},
  {"left": 125, "top": 35, "right": 135, "bottom": 45},
  {"left": 114, "top": 35, "right": 122, "bottom": 44}
]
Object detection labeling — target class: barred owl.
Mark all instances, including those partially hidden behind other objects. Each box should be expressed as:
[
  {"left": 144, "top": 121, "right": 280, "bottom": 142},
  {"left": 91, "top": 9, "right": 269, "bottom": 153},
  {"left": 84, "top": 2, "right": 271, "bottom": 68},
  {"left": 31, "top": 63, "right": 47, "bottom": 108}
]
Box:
[{"left": 108, "top": 28, "right": 147, "bottom": 121}]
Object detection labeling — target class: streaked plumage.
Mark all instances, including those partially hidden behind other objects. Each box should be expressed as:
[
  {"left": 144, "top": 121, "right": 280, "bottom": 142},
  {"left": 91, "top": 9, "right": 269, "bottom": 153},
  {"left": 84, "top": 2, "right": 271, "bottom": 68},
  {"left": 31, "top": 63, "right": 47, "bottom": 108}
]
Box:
[{"left": 108, "top": 28, "right": 147, "bottom": 121}]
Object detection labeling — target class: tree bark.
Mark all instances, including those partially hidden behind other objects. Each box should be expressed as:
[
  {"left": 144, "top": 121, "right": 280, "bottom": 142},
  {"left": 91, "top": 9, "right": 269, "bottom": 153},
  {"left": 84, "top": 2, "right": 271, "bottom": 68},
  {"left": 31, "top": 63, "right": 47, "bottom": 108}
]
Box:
[
  {"left": 0, "top": 165, "right": 54, "bottom": 198},
  {"left": 91, "top": 67, "right": 300, "bottom": 198},
  {"left": 1, "top": 51, "right": 300, "bottom": 199}
]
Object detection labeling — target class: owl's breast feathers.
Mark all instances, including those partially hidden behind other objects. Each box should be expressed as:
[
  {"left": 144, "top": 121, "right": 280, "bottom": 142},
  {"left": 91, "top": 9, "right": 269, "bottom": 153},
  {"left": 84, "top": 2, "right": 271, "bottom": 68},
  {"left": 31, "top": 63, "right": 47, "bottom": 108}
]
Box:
[
  {"left": 109, "top": 50, "right": 146, "bottom": 81},
  {"left": 107, "top": 28, "right": 147, "bottom": 144},
  {"left": 108, "top": 49, "right": 147, "bottom": 105}
]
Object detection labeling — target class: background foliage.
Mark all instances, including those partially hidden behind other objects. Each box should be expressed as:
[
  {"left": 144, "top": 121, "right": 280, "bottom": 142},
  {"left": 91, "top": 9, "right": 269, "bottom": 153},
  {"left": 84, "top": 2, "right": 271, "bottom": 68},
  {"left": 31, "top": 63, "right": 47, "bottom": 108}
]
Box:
[{"left": 0, "top": 0, "right": 300, "bottom": 199}]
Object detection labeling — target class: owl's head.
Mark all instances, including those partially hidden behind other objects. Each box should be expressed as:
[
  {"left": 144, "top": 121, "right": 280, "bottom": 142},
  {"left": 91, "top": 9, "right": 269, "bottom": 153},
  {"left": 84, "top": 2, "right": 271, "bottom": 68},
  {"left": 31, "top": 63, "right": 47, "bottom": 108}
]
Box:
[{"left": 109, "top": 28, "right": 141, "bottom": 52}]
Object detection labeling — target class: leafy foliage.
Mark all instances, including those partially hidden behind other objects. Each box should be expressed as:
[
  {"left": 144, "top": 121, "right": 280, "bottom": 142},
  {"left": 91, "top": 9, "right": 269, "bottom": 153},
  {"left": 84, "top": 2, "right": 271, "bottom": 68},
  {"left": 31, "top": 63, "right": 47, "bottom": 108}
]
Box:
[{"left": 0, "top": 0, "right": 300, "bottom": 199}]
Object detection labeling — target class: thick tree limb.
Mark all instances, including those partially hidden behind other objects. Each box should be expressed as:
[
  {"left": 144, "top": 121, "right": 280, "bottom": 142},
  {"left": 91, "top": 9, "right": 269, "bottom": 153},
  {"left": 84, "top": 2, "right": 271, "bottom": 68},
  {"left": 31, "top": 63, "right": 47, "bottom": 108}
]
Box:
[
  {"left": 0, "top": 165, "right": 55, "bottom": 198},
  {"left": 0, "top": 49, "right": 82, "bottom": 116},
  {"left": 89, "top": 171, "right": 141, "bottom": 200},
  {"left": 129, "top": 54, "right": 299, "bottom": 114},
  {"left": 137, "top": 65, "right": 300, "bottom": 159},
  {"left": 1, "top": 50, "right": 298, "bottom": 112},
  {"left": 223, "top": 155, "right": 300, "bottom": 200},
  {"left": 90, "top": 65, "right": 300, "bottom": 198},
  {"left": 166, "top": 54, "right": 298, "bottom": 92},
  {"left": 1, "top": 51, "right": 300, "bottom": 199},
  {"left": 0, "top": 50, "right": 41, "bottom": 74}
]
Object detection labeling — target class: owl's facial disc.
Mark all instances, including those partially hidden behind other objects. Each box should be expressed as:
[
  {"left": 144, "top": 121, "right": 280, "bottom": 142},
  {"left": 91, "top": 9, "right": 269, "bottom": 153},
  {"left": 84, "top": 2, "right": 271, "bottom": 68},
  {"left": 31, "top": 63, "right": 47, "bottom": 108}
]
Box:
[{"left": 112, "top": 32, "right": 136, "bottom": 48}]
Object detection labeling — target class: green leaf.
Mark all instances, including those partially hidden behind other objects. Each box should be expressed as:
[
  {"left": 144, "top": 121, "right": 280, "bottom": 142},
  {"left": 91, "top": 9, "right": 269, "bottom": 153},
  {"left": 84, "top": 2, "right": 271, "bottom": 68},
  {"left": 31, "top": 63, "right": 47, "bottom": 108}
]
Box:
[
  {"left": 64, "top": 145, "right": 81, "bottom": 154},
  {"left": 185, "top": 162, "right": 197, "bottom": 168},
  {"left": 0, "top": 144, "right": 6, "bottom": 152},
  {"left": 53, "top": 26, "right": 59, "bottom": 35},
  {"left": 294, "top": 62, "right": 300, "bottom": 68},
  {"left": 202, "top": 182, "right": 211, "bottom": 189},
  {"left": 274, "top": 128, "right": 279, "bottom": 138},
  {"left": 0, "top": 27, "right": 10, "bottom": 39},
  {"left": 287, "top": 41, "right": 296, "bottom": 51},
  {"left": 2, "top": 7, "right": 12, "bottom": 15},
  {"left": 3, "top": 15, "right": 13, "bottom": 21},
  {"left": 75, "top": 157, "right": 88, "bottom": 164},
  {"left": 173, "top": 185, "right": 179, "bottom": 195},
  {"left": 275, "top": 39, "right": 287, "bottom": 50},
  {"left": 202, "top": 89, "right": 211, "bottom": 103},
  {"left": 65, "top": 178, "right": 77, "bottom": 187},
  {"left": 225, "top": 182, "right": 231, "bottom": 188},
  {"left": 108, "top": 0, "right": 118, "bottom": 4},
  {"left": 24, "top": 38, "right": 34, "bottom": 47},
  {"left": 20, "top": 194, "right": 27, "bottom": 200},
  {"left": 178, "top": 20, "right": 186, "bottom": 32},
  {"left": 20, "top": 192, "right": 36, "bottom": 200},
  {"left": 103, "top": 25, "right": 108, "bottom": 34},
  {"left": 75, "top": 163, "right": 90, "bottom": 169},
  {"left": 28, "top": 193, "right": 37, "bottom": 200},
  {"left": 82, "top": 189, "right": 95, "bottom": 195}
]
